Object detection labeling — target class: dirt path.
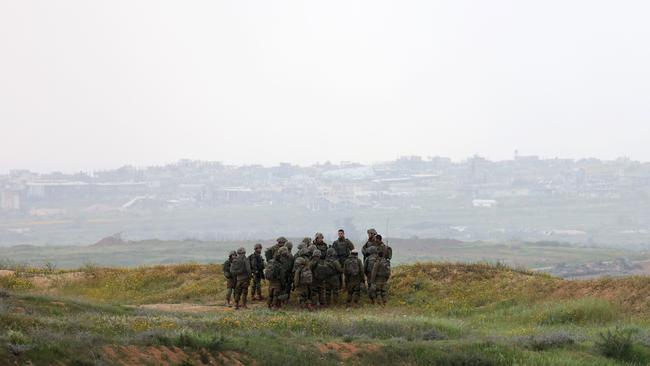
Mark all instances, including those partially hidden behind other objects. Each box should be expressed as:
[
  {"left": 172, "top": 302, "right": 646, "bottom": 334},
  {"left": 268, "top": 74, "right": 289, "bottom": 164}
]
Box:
[{"left": 137, "top": 301, "right": 268, "bottom": 313}]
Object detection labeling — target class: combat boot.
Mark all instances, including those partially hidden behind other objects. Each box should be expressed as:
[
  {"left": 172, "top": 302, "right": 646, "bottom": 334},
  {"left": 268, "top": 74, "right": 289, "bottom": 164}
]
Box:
[{"left": 241, "top": 294, "right": 249, "bottom": 309}]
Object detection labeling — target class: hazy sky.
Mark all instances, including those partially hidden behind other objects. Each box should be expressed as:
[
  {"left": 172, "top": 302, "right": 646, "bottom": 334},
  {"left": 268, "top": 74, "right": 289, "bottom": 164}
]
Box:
[{"left": 1, "top": 0, "right": 649, "bottom": 173}]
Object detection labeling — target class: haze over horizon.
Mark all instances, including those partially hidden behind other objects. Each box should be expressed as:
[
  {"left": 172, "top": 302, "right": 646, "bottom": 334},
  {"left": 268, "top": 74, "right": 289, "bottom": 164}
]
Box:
[{"left": 2, "top": 0, "right": 650, "bottom": 173}]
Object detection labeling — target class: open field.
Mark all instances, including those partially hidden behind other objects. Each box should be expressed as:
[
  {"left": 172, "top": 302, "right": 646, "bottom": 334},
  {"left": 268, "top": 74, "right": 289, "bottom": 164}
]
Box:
[
  {"left": 3, "top": 262, "right": 650, "bottom": 365},
  {"left": 1, "top": 238, "right": 648, "bottom": 279}
]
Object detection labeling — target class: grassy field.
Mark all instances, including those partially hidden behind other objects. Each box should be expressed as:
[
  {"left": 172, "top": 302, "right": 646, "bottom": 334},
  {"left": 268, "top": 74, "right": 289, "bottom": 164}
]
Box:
[{"left": 3, "top": 262, "right": 650, "bottom": 365}]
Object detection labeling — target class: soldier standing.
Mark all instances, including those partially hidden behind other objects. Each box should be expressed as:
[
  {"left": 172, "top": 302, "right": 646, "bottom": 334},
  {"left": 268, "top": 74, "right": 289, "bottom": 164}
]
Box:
[
  {"left": 283, "top": 242, "right": 295, "bottom": 304},
  {"left": 364, "top": 246, "right": 379, "bottom": 304},
  {"left": 314, "top": 233, "right": 328, "bottom": 259},
  {"left": 231, "top": 247, "right": 252, "bottom": 310},
  {"left": 265, "top": 247, "right": 288, "bottom": 310},
  {"left": 223, "top": 250, "right": 237, "bottom": 307},
  {"left": 369, "top": 250, "right": 391, "bottom": 306},
  {"left": 293, "top": 256, "right": 315, "bottom": 311},
  {"left": 324, "top": 247, "right": 343, "bottom": 306},
  {"left": 343, "top": 250, "right": 364, "bottom": 307},
  {"left": 361, "top": 228, "right": 378, "bottom": 262},
  {"left": 248, "top": 243, "right": 265, "bottom": 301},
  {"left": 332, "top": 229, "right": 354, "bottom": 290}
]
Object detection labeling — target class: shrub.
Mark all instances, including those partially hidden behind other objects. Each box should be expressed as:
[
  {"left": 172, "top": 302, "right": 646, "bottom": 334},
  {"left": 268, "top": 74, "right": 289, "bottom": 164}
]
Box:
[
  {"left": 421, "top": 329, "right": 448, "bottom": 341},
  {"left": 175, "top": 331, "right": 225, "bottom": 351},
  {"left": 7, "top": 329, "right": 31, "bottom": 345},
  {"left": 537, "top": 298, "right": 617, "bottom": 325},
  {"left": 595, "top": 327, "right": 634, "bottom": 361}
]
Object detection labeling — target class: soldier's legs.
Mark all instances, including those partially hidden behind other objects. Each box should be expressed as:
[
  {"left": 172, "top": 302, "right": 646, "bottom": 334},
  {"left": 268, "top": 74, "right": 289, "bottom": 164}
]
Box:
[
  {"left": 240, "top": 278, "right": 250, "bottom": 307},
  {"left": 376, "top": 282, "right": 387, "bottom": 304},
  {"left": 368, "top": 282, "right": 377, "bottom": 303},
  {"left": 331, "top": 284, "right": 340, "bottom": 305},
  {"left": 225, "top": 278, "right": 235, "bottom": 306}
]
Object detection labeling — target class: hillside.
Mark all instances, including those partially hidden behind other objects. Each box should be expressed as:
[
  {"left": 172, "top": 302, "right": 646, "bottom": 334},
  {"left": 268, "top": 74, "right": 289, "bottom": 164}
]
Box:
[{"left": 3, "top": 263, "right": 650, "bottom": 365}]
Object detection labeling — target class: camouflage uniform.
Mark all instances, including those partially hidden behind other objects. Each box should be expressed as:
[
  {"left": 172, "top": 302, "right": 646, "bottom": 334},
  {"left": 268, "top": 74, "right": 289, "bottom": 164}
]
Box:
[
  {"left": 267, "top": 247, "right": 288, "bottom": 309},
  {"left": 370, "top": 253, "right": 390, "bottom": 305},
  {"left": 375, "top": 241, "right": 393, "bottom": 261},
  {"left": 314, "top": 232, "right": 328, "bottom": 259},
  {"left": 324, "top": 248, "right": 343, "bottom": 306},
  {"left": 361, "top": 228, "right": 378, "bottom": 262},
  {"left": 308, "top": 250, "right": 323, "bottom": 306},
  {"left": 265, "top": 237, "right": 287, "bottom": 261},
  {"left": 248, "top": 243, "right": 265, "bottom": 301},
  {"left": 332, "top": 237, "right": 355, "bottom": 264},
  {"left": 364, "top": 246, "right": 379, "bottom": 303},
  {"left": 222, "top": 251, "right": 237, "bottom": 307},
  {"left": 283, "top": 242, "right": 295, "bottom": 302},
  {"left": 343, "top": 251, "right": 364, "bottom": 305},
  {"left": 231, "top": 247, "right": 252, "bottom": 309},
  {"left": 293, "top": 256, "right": 314, "bottom": 310}
]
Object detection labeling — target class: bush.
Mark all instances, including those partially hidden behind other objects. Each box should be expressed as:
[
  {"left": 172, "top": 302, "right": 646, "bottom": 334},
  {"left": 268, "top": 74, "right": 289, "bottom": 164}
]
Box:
[
  {"left": 7, "top": 329, "right": 31, "bottom": 345},
  {"left": 519, "top": 331, "right": 575, "bottom": 351},
  {"left": 595, "top": 327, "right": 634, "bottom": 361},
  {"left": 175, "top": 331, "right": 225, "bottom": 351},
  {"left": 537, "top": 298, "right": 617, "bottom": 325}
]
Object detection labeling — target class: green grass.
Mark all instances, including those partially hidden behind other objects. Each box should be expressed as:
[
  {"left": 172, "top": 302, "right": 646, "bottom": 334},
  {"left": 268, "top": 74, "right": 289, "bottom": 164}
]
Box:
[{"left": 3, "top": 262, "right": 650, "bottom": 365}]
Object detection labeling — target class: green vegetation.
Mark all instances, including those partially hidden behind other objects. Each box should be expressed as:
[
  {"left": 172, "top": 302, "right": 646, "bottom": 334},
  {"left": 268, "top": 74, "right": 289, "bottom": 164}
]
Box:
[{"left": 2, "top": 262, "right": 650, "bottom": 365}]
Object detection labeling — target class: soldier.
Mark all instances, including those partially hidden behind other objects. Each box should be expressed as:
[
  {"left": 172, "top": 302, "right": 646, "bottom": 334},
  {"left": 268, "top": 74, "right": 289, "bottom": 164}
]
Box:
[
  {"left": 314, "top": 232, "right": 328, "bottom": 259},
  {"left": 324, "top": 247, "right": 343, "bottom": 306},
  {"left": 292, "top": 256, "right": 315, "bottom": 311},
  {"left": 230, "top": 247, "right": 252, "bottom": 309},
  {"left": 309, "top": 249, "right": 324, "bottom": 307},
  {"left": 374, "top": 234, "right": 392, "bottom": 261},
  {"left": 332, "top": 229, "right": 354, "bottom": 264},
  {"left": 370, "top": 250, "right": 391, "bottom": 305},
  {"left": 361, "top": 228, "right": 378, "bottom": 262},
  {"left": 283, "top": 242, "right": 295, "bottom": 303},
  {"left": 265, "top": 247, "right": 288, "bottom": 310},
  {"left": 222, "top": 250, "right": 237, "bottom": 307},
  {"left": 248, "top": 243, "right": 265, "bottom": 301},
  {"left": 343, "top": 250, "right": 364, "bottom": 307},
  {"left": 266, "top": 237, "right": 287, "bottom": 261},
  {"left": 297, "top": 237, "right": 313, "bottom": 258},
  {"left": 364, "top": 246, "right": 379, "bottom": 303}
]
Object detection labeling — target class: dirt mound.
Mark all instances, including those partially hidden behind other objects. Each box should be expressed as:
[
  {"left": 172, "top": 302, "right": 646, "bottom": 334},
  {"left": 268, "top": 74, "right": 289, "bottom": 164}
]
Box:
[
  {"left": 318, "top": 342, "right": 382, "bottom": 361},
  {"left": 0, "top": 269, "right": 16, "bottom": 277},
  {"left": 102, "top": 345, "right": 253, "bottom": 366},
  {"left": 551, "top": 276, "right": 650, "bottom": 312}
]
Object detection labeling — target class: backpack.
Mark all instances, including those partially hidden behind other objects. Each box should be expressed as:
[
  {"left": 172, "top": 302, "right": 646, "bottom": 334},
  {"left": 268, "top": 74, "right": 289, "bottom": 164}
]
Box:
[
  {"left": 299, "top": 265, "right": 313, "bottom": 285},
  {"left": 264, "top": 259, "right": 282, "bottom": 281},
  {"left": 344, "top": 258, "right": 360, "bottom": 276},
  {"left": 375, "top": 258, "right": 391, "bottom": 279},
  {"left": 314, "top": 260, "right": 334, "bottom": 281},
  {"left": 230, "top": 255, "right": 246, "bottom": 276}
]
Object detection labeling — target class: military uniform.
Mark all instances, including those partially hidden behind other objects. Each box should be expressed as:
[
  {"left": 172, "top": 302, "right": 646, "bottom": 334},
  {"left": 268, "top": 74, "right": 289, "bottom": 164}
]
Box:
[
  {"left": 375, "top": 242, "right": 393, "bottom": 261},
  {"left": 231, "top": 248, "right": 252, "bottom": 309},
  {"left": 283, "top": 247, "right": 295, "bottom": 303},
  {"left": 293, "top": 256, "right": 314, "bottom": 310},
  {"left": 222, "top": 252, "right": 236, "bottom": 307},
  {"left": 370, "top": 256, "right": 390, "bottom": 305},
  {"left": 266, "top": 248, "right": 288, "bottom": 309},
  {"left": 324, "top": 248, "right": 343, "bottom": 306},
  {"left": 343, "top": 253, "right": 364, "bottom": 305},
  {"left": 309, "top": 250, "right": 324, "bottom": 306},
  {"left": 364, "top": 247, "right": 379, "bottom": 303},
  {"left": 248, "top": 246, "right": 265, "bottom": 301},
  {"left": 361, "top": 229, "right": 378, "bottom": 262}
]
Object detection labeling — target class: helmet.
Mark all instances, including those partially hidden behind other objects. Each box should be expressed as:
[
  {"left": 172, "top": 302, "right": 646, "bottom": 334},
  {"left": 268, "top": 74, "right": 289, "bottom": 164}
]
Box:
[
  {"left": 367, "top": 228, "right": 377, "bottom": 235},
  {"left": 297, "top": 243, "right": 305, "bottom": 250},
  {"left": 314, "top": 232, "right": 324, "bottom": 239},
  {"left": 312, "top": 249, "right": 321, "bottom": 258},
  {"left": 286, "top": 242, "right": 293, "bottom": 250},
  {"left": 367, "top": 246, "right": 377, "bottom": 255},
  {"left": 229, "top": 250, "right": 237, "bottom": 257},
  {"left": 301, "top": 237, "right": 312, "bottom": 245},
  {"left": 326, "top": 248, "right": 336, "bottom": 257},
  {"left": 254, "top": 243, "right": 262, "bottom": 250},
  {"left": 277, "top": 236, "right": 288, "bottom": 244},
  {"left": 294, "top": 256, "right": 307, "bottom": 266},
  {"left": 237, "top": 247, "right": 246, "bottom": 255}
]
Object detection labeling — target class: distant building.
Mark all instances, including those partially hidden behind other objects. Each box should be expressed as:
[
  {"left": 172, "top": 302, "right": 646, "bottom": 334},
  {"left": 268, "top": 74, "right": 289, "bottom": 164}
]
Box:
[{"left": 1, "top": 191, "right": 21, "bottom": 210}]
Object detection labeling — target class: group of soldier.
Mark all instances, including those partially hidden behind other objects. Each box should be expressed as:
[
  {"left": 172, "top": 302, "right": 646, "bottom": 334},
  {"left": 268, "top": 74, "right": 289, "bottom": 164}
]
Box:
[{"left": 222, "top": 228, "right": 392, "bottom": 310}]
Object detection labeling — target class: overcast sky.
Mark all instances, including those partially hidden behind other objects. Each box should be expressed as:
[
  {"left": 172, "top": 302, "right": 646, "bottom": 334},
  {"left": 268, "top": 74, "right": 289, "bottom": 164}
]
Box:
[{"left": 1, "top": 0, "right": 649, "bottom": 173}]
